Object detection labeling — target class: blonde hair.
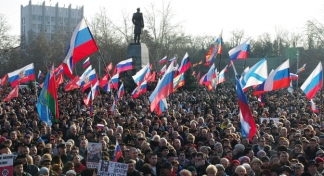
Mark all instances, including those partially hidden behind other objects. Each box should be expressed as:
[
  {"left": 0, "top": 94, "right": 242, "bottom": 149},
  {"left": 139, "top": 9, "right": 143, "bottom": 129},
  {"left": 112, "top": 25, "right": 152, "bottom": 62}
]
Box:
[
  {"left": 206, "top": 165, "right": 217, "bottom": 175},
  {"left": 235, "top": 165, "right": 247, "bottom": 174}
]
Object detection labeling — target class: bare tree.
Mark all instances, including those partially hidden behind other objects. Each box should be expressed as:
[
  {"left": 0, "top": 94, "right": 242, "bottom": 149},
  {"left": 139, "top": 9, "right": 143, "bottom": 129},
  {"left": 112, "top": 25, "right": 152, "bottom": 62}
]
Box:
[
  {"left": 229, "top": 29, "right": 245, "bottom": 47},
  {"left": 0, "top": 14, "right": 19, "bottom": 64}
]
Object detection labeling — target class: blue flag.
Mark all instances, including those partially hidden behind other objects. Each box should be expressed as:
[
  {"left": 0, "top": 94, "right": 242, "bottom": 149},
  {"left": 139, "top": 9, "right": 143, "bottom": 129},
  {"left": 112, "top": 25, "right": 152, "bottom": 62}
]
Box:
[{"left": 36, "top": 73, "right": 52, "bottom": 126}]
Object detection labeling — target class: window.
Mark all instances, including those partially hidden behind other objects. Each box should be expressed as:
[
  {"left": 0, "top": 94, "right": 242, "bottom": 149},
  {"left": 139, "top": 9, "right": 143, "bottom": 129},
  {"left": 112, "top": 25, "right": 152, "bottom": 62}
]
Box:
[
  {"left": 45, "top": 16, "right": 50, "bottom": 22},
  {"left": 22, "top": 18, "right": 25, "bottom": 24},
  {"left": 38, "top": 24, "right": 42, "bottom": 30},
  {"left": 33, "top": 24, "right": 37, "bottom": 29},
  {"left": 22, "top": 26, "right": 25, "bottom": 33},
  {"left": 32, "top": 15, "right": 36, "bottom": 20},
  {"left": 46, "top": 25, "right": 50, "bottom": 31},
  {"left": 59, "top": 17, "right": 63, "bottom": 23},
  {"left": 51, "top": 17, "right": 55, "bottom": 22}
]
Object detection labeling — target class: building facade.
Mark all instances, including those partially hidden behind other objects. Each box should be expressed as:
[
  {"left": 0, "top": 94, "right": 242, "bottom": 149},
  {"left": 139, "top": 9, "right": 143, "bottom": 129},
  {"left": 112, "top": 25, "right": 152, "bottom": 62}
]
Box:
[{"left": 21, "top": 0, "right": 84, "bottom": 49}]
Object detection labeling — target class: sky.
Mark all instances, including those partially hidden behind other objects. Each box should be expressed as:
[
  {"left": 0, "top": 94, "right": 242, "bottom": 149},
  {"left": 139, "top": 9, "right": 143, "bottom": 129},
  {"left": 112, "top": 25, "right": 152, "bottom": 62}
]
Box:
[{"left": 1, "top": 0, "right": 324, "bottom": 43}]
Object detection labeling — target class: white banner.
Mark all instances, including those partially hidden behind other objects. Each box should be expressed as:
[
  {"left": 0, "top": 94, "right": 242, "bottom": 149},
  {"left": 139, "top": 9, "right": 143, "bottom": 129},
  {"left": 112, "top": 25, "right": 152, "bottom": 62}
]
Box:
[
  {"left": 260, "top": 118, "right": 279, "bottom": 125},
  {"left": 98, "top": 160, "right": 128, "bottom": 176}
]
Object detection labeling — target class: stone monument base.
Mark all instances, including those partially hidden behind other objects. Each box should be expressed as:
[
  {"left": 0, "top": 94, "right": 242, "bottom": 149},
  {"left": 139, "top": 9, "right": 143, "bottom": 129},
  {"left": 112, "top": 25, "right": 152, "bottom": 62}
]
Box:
[{"left": 126, "top": 43, "right": 149, "bottom": 70}]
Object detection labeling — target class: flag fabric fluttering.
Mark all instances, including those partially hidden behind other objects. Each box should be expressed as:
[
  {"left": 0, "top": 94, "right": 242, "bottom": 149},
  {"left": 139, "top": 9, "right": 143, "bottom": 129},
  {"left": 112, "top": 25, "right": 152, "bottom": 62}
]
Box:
[
  {"left": 178, "top": 53, "right": 191, "bottom": 74},
  {"left": 196, "top": 72, "right": 201, "bottom": 81},
  {"left": 56, "top": 73, "right": 64, "bottom": 88},
  {"left": 2, "top": 86, "right": 19, "bottom": 102},
  {"left": 147, "top": 72, "right": 156, "bottom": 82},
  {"left": 156, "top": 98, "right": 168, "bottom": 116},
  {"left": 0, "top": 74, "right": 8, "bottom": 86},
  {"left": 296, "top": 64, "right": 306, "bottom": 74},
  {"left": 159, "top": 65, "right": 167, "bottom": 75},
  {"left": 99, "top": 74, "right": 109, "bottom": 88},
  {"left": 110, "top": 73, "right": 119, "bottom": 90},
  {"left": 216, "top": 65, "right": 228, "bottom": 85},
  {"left": 202, "top": 64, "right": 217, "bottom": 90},
  {"left": 117, "top": 83, "right": 125, "bottom": 100},
  {"left": 116, "top": 58, "right": 133, "bottom": 73},
  {"left": 64, "top": 76, "right": 80, "bottom": 91},
  {"left": 132, "top": 63, "right": 150, "bottom": 86},
  {"left": 240, "top": 58, "right": 268, "bottom": 89},
  {"left": 38, "top": 70, "right": 42, "bottom": 80},
  {"left": 228, "top": 37, "right": 251, "bottom": 61},
  {"left": 131, "top": 80, "right": 147, "bottom": 98},
  {"left": 105, "top": 62, "right": 113, "bottom": 73},
  {"left": 169, "top": 57, "right": 176, "bottom": 62},
  {"left": 8, "top": 63, "right": 35, "bottom": 88},
  {"left": 112, "top": 141, "right": 123, "bottom": 162},
  {"left": 173, "top": 73, "right": 185, "bottom": 91},
  {"left": 205, "top": 31, "right": 222, "bottom": 66},
  {"left": 110, "top": 96, "right": 116, "bottom": 114},
  {"left": 149, "top": 62, "right": 174, "bottom": 112},
  {"left": 290, "top": 73, "right": 299, "bottom": 81},
  {"left": 159, "top": 56, "right": 167, "bottom": 64},
  {"left": 62, "top": 18, "right": 98, "bottom": 78},
  {"left": 300, "top": 62, "right": 323, "bottom": 100},
  {"left": 234, "top": 71, "right": 257, "bottom": 141},
  {"left": 257, "top": 94, "right": 265, "bottom": 107},
  {"left": 78, "top": 69, "right": 97, "bottom": 92},
  {"left": 82, "top": 57, "right": 91, "bottom": 68},
  {"left": 37, "top": 67, "right": 59, "bottom": 125},
  {"left": 310, "top": 99, "right": 319, "bottom": 113},
  {"left": 254, "top": 59, "right": 290, "bottom": 95},
  {"left": 193, "top": 60, "right": 202, "bottom": 67}
]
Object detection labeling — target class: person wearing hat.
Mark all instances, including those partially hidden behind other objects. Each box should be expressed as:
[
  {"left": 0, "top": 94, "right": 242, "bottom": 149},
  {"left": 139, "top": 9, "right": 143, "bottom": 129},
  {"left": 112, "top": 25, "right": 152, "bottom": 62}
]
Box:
[
  {"left": 0, "top": 143, "right": 10, "bottom": 154},
  {"left": 307, "top": 160, "right": 321, "bottom": 176},
  {"left": 315, "top": 157, "right": 324, "bottom": 174},
  {"left": 251, "top": 158, "right": 263, "bottom": 176},
  {"left": 215, "top": 164, "right": 226, "bottom": 176},
  {"left": 15, "top": 154, "right": 39, "bottom": 176},
  {"left": 305, "top": 138, "right": 320, "bottom": 160},
  {"left": 23, "top": 132, "right": 33, "bottom": 148},
  {"left": 271, "top": 151, "right": 290, "bottom": 170},
  {"left": 13, "top": 160, "right": 32, "bottom": 176},
  {"left": 38, "top": 167, "right": 49, "bottom": 176},
  {"left": 261, "top": 156, "right": 271, "bottom": 170},
  {"left": 280, "top": 166, "right": 293, "bottom": 176},
  {"left": 187, "top": 166, "right": 197, "bottom": 176},
  {"left": 160, "top": 162, "right": 174, "bottom": 176},
  {"left": 57, "top": 142, "right": 71, "bottom": 165},
  {"left": 66, "top": 170, "right": 77, "bottom": 176}
]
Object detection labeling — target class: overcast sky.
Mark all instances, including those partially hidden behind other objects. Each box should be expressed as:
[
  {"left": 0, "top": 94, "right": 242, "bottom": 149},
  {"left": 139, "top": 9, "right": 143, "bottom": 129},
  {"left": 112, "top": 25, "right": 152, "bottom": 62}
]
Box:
[{"left": 2, "top": 0, "right": 324, "bottom": 42}]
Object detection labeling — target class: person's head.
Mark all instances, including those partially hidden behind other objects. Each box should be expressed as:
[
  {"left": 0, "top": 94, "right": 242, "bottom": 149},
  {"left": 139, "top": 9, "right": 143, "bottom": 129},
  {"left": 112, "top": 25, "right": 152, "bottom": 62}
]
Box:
[
  {"left": 187, "top": 166, "right": 197, "bottom": 176},
  {"left": 149, "top": 153, "right": 157, "bottom": 166},
  {"left": 307, "top": 160, "right": 319, "bottom": 174},
  {"left": 66, "top": 170, "right": 77, "bottom": 176},
  {"left": 39, "top": 167, "right": 49, "bottom": 176},
  {"left": 206, "top": 165, "right": 217, "bottom": 176},
  {"left": 279, "top": 151, "right": 289, "bottom": 163},
  {"left": 180, "top": 169, "right": 192, "bottom": 176},
  {"left": 310, "top": 138, "right": 317, "bottom": 149},
  {"left": 72, "top": 155, "right": 81, "bottom": 164},
  {"left": 15, "top": 154, "right": 28, "bottom": 165},
  {"left": 127, "top": 159, "right": 136, "bottom": 173},
  {"left": 235, "top": 165, "right": 247, "bottom": 176},
  {"left": 130, "top": 147, "right": 139, "bottom": 160},
  {"left": 220, "top": 158, "right": 229, "bottom": 168},
  {"left": 24, "top": 133, "right": 32, "bottom": 144},
  {"left": 52, "top": 164, "right": 63, "bottom": 175},
  {"left": 57, "top": 142, "right": 67, "bottom": 155},
  {"left": 293, "top": 163, "right": 304, "bottom": 175},
  {"left": 215, "top": 164, "right": 225, "bottom": 176},
  {"left": 162, "top": 162, "right": 173, "bottom": 176},
  {"left": 13, "top": 161, "right": 24, "bottom": 174},
  {"left": 40, "top": 154, "right": 52, "bottom": 169},
  {"left": 242, "top": 163, "right": 252, "bottom": 175},
  {"left": 251, "top": 158, "right": 262, "bottom": 171},
  {"left": 136, "top": 8, "right": 140, "bottom": 12},
  {"left": 258, "top": 137, "right": 266, "bottom": 147}
]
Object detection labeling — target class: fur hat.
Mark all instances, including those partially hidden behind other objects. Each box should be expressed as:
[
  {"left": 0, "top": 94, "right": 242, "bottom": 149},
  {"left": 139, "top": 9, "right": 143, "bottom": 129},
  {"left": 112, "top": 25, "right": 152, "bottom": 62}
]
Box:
[{"left": 40, "top": 154, "right": 52, "bottom": 165}]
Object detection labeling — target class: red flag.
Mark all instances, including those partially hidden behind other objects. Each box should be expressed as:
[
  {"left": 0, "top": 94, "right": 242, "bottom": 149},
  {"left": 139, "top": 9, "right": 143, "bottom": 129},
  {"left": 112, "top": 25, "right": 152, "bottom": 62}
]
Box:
[
  {"left": 112, "top": 66, "right": 117, "bottom": 75},
  {"left": 147, "top": 72, "right": 156, "bottom": 82},
  {"left": 40, "top": 82, "right": 44, "bottom": 88},
  {"left": 99, "top": 74, "right": 109, "bottom": 87},
  {"left": 196, "top": 72, "right": 201, "bottom": 80},
  {"left": 105, "top": 62, "right": 113, "bottom": 73},
  {"left": 0, "top": 74, "right": 8, "bottom": 86},
  {"left": 150, "top": 63, "right": 153, "bottom": 70},
  {"left": 65, "top": 76, "right": 80, "bottom": 91},
  {"left": 56, "top": 73, "right": 64, "bottom": 88},
  {"left": 3, "top": 86, "right": 19, "bottom": 102}
]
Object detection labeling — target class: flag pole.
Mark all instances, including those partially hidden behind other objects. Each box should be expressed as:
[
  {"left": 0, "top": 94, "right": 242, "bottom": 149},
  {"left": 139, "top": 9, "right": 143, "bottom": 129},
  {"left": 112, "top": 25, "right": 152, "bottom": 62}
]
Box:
[
  {"left": 321, "top": 89, "right": 323, "bottom": 128},
  {"left": 81, "top": 16, "right": 112, "bottom": 79}
]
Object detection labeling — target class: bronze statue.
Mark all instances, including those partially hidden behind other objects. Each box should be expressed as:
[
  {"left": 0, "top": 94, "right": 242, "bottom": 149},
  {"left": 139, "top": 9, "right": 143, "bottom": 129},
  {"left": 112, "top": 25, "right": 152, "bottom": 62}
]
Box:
[{"left": 132, "top": 8, "right": 144, "bottom": 43}]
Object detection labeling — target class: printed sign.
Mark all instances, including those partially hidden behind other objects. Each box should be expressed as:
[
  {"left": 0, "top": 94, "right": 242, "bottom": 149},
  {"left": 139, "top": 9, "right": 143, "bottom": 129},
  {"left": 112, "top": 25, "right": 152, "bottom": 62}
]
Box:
[
  {"left": 87, "top": 143, "right": 102, "bottom": 168},
  {"left": 98, "top": 160, "right": 128, "bottom": 176},
  {"left": 0, "top": 154, "right": 14, "bottom": 176}
]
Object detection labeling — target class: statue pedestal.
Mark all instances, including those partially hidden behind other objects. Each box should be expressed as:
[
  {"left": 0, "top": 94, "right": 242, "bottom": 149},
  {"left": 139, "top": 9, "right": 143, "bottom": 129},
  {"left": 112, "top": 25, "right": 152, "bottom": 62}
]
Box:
[{"left": 126, "top": 43, "right": 149, "bottom": 69}]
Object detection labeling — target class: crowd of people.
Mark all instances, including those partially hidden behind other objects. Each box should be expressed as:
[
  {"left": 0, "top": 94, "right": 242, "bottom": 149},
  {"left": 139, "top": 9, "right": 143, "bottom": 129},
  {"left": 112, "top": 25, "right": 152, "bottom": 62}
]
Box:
[{"left": 0, "top": 80, "right": 323, "bottom": 176}]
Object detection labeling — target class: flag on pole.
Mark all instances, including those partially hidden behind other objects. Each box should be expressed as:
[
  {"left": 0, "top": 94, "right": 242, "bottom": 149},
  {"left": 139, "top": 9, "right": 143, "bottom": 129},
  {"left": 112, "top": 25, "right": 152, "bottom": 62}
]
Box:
[
  {"left": 178, "top": 53, "right": 191, "bottom": 74},
  {"left": 132, "top": 63, "right": 150, "bottom": 86},
  {"left": 228, "top": 37, "right": 251, "bottom": 61},
  {"left": 300, "top": 62, "right": 323, "bottom": 100},
  {"left": 112, "top": 141, "right": 123, "bottom": 162},
  {"left": 310, "top": 99, "right": 319, "bottom": 113},
  {"left": 0, "top": 74, "right": 8, "bottom": 86},
  {"left": 296, "top": 64, "right": 306, "bottom": 74},
  {"left": 116, "top": 58, "right": 133, "bottom": 73},
  {"left": 205, "top": 30, "right": 222, "bottom": 65},
  {"left": 64, "top": 76, "right": 80, "bottom": 91},
  {"left": 105, "top": 62, "right": 113, "bottom": 73},
  {"left": 131, "top": 80, "right": 147, "bottom": 98},
  {"left": 2, "top": 86, "right": 19, "bottom": 102},
  {"left": 82, "top": 57, "right": 91, "bottom": 68},
  {"left": 8, "top": 63, "right": 35, "bottom": 88},
  {"left": 62, "top": 18, "right": 98, "bottom": 78},
  {"left": 240, "top": 58, "right": 268, "bottom": 89},
  {"left": 117, "top": 83, "right": 125, "bottom": 100},
  {"left": 159, "top": 56, "right": 167, "bottom": 64}
]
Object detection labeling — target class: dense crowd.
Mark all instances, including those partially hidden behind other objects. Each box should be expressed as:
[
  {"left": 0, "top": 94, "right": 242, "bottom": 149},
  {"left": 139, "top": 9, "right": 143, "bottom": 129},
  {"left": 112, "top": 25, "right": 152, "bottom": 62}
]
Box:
[{"left": 0, "top": 81, "right": 323, "bottom": 176}]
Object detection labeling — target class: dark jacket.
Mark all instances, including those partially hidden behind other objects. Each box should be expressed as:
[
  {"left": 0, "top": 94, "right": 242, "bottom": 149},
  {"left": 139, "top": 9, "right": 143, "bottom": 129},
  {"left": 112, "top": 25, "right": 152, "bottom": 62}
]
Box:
[
  {"left": 14, "top": 172, "right": 32, "bottom": 176},
  {"left": 23, "top": 163, "right": 39, "bottom": 176},
  {"left": 304, "top": 146, "right": 320, "bottom": 160}
]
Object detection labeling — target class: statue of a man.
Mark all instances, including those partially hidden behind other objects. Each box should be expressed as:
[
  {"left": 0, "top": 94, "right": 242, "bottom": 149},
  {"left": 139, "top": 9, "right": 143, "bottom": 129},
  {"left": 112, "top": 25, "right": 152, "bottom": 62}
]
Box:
[{"left": 132, "top": 8, "right": 144, "bottom": 43}]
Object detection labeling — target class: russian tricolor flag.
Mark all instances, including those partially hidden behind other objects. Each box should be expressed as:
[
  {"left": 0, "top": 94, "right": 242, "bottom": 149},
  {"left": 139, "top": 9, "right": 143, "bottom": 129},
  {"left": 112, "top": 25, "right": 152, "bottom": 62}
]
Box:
[
  {"left": 235, "top": 75, "right": 257, "bottom": 141},
  {"left": 216, "top": 65, "right": 228, "bottom": 85},
  {"left": 203, "top": 64, "right": 217, "bottom": 90},
  {"left": 159, "top": 65, "right": 166, "bottom": 75},
  {"left": 132, "top": 63, "right": 150, "bottom": 86},
  {"left": 310, "top": 99, "right": 319, "bottom": 113},
  {"left": 290, "top": 73, "right": 299, "bottom": 81},
  {"left": 159, "top": 56, "right": 167, "bottom": 64},
  {"left": 116, "top": 58, "right": 133, "bottom": 73},
  {"left": 169, "top": 57, "right": 176, "bottom": 62},
  {"left": 111, "top": 73, "right": 119, "bottom": 90},
  {"left": 78, "top": 65, "right": 92, "bottom": 84},
  {"left": 149, "top": 61, "right": 174, "bottom": 112},
  {"left": 254, "top": 59, "right": 290, "bottom": 95},
  {"left": 63, "top": 19, "right": 98, "bottom": 78},
  {"left": 117, "top": 82, "right": 125, "bottom": 100},
  {"left": 83, "top": 57, "right": 91, "bottom": 68},
  {"left": 156, "top": 98, "right": 168, "bottom": 116},
  {"left": 205, "top": 31, "right": 222, "bottom": 66},
  {"left": 8, "top": 63, "right": 35, "bottom": 88},
  {"left": 103, "top": 79, "right": 111, "bottom": 93},
  {"left": 178, "top": 53, "right": 191, "bottom": 74},
  {"left": 132, "top": 80, "right": 147, "bottom": 98},
  {"left": 79, "top": 69, "right": 97, "bottom": 92},
  {"left": 300, "top": 62, "right": 323, "bottom": 100},
  {"left": 91, "top": 81, "right": 99, "bottom": 99},
  {"left": 113, "top": 141, "right": 123, "bottom": 162},
  {"left": 228, "top": 37, "right": 251, "bottom": 61}
]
